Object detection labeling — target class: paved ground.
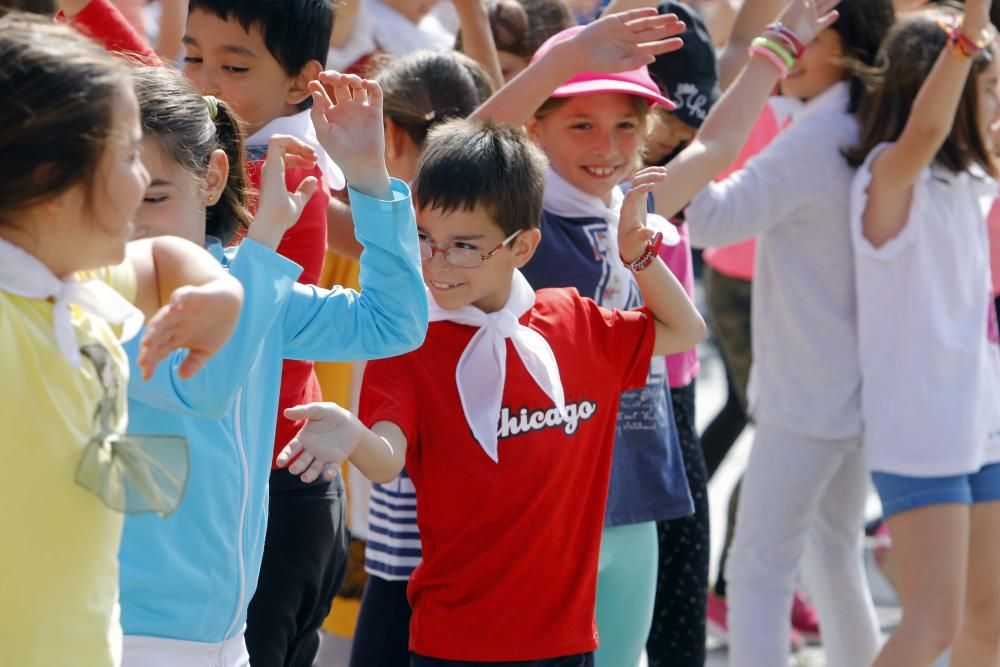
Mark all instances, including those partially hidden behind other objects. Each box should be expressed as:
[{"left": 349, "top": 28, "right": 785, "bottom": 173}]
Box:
[{"left": 315, "top": 286, "right": 941, "bottom": 667}]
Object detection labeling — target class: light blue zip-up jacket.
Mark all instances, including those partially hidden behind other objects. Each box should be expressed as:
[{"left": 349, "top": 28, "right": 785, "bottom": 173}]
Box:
[{"left": 119, "top": 180, "right": 427, "bottom": 643}]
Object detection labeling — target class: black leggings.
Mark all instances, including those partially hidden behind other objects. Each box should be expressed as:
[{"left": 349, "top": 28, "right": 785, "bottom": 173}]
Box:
[
  {"left": 350, "top": 575, "right": 412, "bottom": 667},
  {"left": 646, "top": 383, "right": 710, "bottom": 667},
  {"left": 246, "top": 471, "right": 349, "bottom": 667}
]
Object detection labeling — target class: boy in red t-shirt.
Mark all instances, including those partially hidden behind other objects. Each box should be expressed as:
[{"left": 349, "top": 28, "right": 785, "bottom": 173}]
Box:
[{"left": 274, "top": 34, "right": 706, "bottom": 663}]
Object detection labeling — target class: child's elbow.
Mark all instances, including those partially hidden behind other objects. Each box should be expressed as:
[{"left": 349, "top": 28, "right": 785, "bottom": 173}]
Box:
[{"left": 687, "top": 313, "right": 708, "bottom": 349}]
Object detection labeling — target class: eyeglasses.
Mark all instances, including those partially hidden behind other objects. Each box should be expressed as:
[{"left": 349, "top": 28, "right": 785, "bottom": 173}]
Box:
[
  {"left": 75, "top": 343, "right": 189, "bottom": 517},
  {"left": 419, "top": 230, "right": 521, "bottom": 269}
]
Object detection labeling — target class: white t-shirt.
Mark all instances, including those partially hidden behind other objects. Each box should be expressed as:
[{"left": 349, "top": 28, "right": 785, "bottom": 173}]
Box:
[{"left": 850, "top": 143, "right": 1000, "bottom": 476}]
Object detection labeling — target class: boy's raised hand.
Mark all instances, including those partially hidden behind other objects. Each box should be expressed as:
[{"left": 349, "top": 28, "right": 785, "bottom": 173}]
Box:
[
  {"left": 248, "top": 135, "right": 319, "bottom": 250},
  {"left": 776, "top": 0, "right": 841, "bottom": 46},
  {"left": 276, "top": 403, "right": 365, "bottom": 483},
  {"left": 618, "top": 166, "right": 668, "bottom": 262},
  {"left": 309, "top": 71, "right": 392, "bottom": 200},
  {"left": 566, "top": 8, "right": 686, "bottom": 72}
]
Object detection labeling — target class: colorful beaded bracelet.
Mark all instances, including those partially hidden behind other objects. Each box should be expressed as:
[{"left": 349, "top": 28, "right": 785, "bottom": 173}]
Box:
[{"left": 620, "top": 231, "right": 664, "bottom": 272}]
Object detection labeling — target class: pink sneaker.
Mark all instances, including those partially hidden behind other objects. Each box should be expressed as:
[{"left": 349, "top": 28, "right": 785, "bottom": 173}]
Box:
[
  {"left": 706, "top": 592, "right": 805, "bottom": 651},
  {"left": 791, "top": 590, "right": 821, "bottom": 642}
]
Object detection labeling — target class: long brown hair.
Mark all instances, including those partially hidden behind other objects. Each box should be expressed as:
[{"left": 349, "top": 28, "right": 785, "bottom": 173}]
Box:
[
  {"left": 846, "top": 8, "right": 998, "bottom": 177},
  {"left": 132, "top": 66, "right": 252, "bottom": 244},
  {"left": 0, "top": 14, "right": 131, "bottom": 223}
]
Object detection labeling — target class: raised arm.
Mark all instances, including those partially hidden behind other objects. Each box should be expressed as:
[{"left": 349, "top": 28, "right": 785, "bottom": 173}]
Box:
[
  {"left": 618, "top": 168, "right": 706, "bottom": 356},
  {"left": 651, "top": 0, "right": 840, "bottom": 221},
  {"left": 862, "top": 0, "right": 994, "bottom": 247},
  {"left": 717, "top": 0, "right": 786, "bottom": 90},
  {"left": 470, "top": 8, "right": 685, "bottom": 126},
  {"left": 453, "top": 0, "right": 505, "bottom": 90}
]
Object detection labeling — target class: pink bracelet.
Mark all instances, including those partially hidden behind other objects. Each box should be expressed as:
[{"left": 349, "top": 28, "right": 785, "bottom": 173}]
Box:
[
  {"left": 768, "top": 22, "right": 805, "bottom": 57},
  {"left": 749, "top": 44, "right": 790, "bottom": 78}
]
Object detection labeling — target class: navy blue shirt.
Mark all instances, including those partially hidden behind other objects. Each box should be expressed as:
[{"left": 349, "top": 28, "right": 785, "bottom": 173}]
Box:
[{"left": 522, "top": 209, "right": 694, "bottom": 526}]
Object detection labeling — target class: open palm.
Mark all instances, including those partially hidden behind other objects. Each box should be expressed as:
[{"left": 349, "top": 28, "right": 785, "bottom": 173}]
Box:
[
  {"left": 573, "top": 8, "right": 686, "bottom": 73},
  {"left": 778, "top": 0, "right": 842, "bottom": 46},
  {"left": 309, "top": 72, "right": 388, "bottom": 194}
]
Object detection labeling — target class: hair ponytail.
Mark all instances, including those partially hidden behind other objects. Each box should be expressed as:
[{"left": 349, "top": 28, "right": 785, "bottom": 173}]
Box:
[{"left": 132, "top": 66, "right": 252, "bottom": 245}]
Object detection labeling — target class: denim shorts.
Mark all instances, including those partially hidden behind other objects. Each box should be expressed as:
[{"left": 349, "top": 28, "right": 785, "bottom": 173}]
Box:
[{"left": 872, "top": 462, "right": 1000, "bottom": 520}]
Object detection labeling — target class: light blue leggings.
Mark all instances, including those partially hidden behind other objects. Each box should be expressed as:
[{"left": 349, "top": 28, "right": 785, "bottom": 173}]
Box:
[{"left": 594, "top": 521, "right": 659, "bottom": 667}]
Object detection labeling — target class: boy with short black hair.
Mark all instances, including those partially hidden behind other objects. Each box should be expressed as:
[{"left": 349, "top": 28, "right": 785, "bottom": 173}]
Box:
[
  {"left": 279, "top": 112, "right": 704, "bottom": 665},
  {"left": 181, "top": 1, "right": 350, "bottom": 664}
]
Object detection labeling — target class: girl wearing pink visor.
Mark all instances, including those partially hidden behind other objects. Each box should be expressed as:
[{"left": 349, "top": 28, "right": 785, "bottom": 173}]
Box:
[{"left": 471, "top": 0, "right": 839, "bottom": 665}]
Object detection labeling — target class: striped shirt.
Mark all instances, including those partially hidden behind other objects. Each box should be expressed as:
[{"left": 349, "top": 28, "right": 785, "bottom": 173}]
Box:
[{"left": 364, "top": 468, "right": 421, "bottom": 581}]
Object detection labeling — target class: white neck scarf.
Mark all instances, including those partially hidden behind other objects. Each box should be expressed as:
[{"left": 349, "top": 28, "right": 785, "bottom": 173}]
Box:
[
  {"left": 0, "top": 237, "right": 144, "bottom": 367},
  {"left": 542, "top": 169, "right": 680, "bottom": 310},
  {"left": 428, "top": 270, "right": 566, "bottom": 463},
  {"left": 247, "top": 109, "right": 347, "bottom": 192}
]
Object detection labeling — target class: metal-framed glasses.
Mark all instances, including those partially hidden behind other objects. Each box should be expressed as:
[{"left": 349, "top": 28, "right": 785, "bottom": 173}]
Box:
[{"left": 419, "top": 230, "right": 521, "bottom": 269}]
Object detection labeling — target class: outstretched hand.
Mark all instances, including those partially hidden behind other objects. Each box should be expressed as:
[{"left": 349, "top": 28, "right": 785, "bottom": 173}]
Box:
[
  {"left": 276, "top": 402, "right": 365, "bottom": 483},
  {"left": 566, "top": 8, "right": 686, "bottom": 73},
  {"left": 777, "top": 0, "right": 841, "bottom": 46},
  {"left": 309, "top": 71, "right": 392, "bottom": 200}
]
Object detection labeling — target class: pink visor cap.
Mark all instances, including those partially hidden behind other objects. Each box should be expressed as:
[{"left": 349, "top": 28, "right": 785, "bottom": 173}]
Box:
[{"left": 532, "top": 26, "right": 677, "bottom": 111}]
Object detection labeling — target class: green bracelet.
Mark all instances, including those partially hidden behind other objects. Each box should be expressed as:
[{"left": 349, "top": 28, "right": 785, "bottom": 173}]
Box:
[{"left": 751, "top": 36, "right": 795, "bottom": 70}]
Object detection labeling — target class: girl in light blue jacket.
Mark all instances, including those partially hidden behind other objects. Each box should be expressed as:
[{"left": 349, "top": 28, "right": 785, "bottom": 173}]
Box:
[{"left": 118, "top": 66, "right": 426, "bottom": 666}]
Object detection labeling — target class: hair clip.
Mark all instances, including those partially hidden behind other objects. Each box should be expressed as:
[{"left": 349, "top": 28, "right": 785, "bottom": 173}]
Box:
[{"left": 203, "top": 95, "right": 219, "bottom": 121}]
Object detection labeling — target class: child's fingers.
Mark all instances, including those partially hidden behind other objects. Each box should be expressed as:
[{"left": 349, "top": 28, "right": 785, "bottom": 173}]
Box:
[
  {"left": 323, "top": 465, "right": 338, "bottom": 480},
  {"left": 275, "top": 441, "right": 302, "bottom": 468},
  {"left": 608, "top": 7, "right": 660, "bottom": 24},
  {"left": 622, "top": 13, "right": 684, "bottom": 39},
  {"left": 637, "top": 37, "right": 685, "bottom": 60},
  {"left": 815, "top": 9, "right": 839, "bottom": 32},
  {"left": 299, "top": 457, "right": 328, "bottom": 483},
  {"left": 363, "top": 79, "right": 383, "bottom": 110},
  {"left": 817, "top": 0, "right": 842, "bottom": 17},
  {"left": 177, "top": 351, "right": 209, "bottom": 380},
  {"left": 342, "top": 73, "right": 367, "bottom": 104},
  {"left": 285, "top": 402, "right": 335, "bottom": 422},
  {"left": 331, "top": 74, "right": 354, "bottom": 106},
  {"left": 290, "top": 177, "right": 319, "bottom": 212},
  {"left": 287, "top": 449, "right": 316, "bottom": 476}
]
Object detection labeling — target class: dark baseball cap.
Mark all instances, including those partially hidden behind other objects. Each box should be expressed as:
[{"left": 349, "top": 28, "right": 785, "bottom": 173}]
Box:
[{"left": 647, "top": 1, "right": 721, "bottom": 128}]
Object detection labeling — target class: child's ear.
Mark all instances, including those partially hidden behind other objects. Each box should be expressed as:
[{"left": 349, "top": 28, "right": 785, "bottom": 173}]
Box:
[
  {"left": 525, "top": 116, "right": 542, "bottom": 143},
  {"left": 509, "top": 228, "right": 541, "bottom": 269},
  {"left": 203, "top": 149, "right": 230, "bottom": 206},
  {"left": 287, "top": 59, "right": 324, "bottom": 108}
]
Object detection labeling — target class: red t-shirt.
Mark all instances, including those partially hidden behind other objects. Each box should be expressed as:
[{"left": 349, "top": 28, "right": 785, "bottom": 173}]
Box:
[{"left": 359, "top": 288, "right": 656, "bottom": 662}]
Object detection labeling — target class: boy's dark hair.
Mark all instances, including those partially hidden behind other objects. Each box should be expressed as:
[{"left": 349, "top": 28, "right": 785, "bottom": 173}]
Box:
[
  {"left": 188, "top": 0, "right": 333, "bottom": 110},
  {"left": 846, "top": 8, "right": 997, "bottom": 178},
  {"left": 0, "top": 13, "right": 129, "bottom": 221},
  {"left": 375, "top": 50, "right": 495, "bottom": 149},
  {"left": 414, "top": 119, "right": 547, "bottom": 236},
  {"left": 133, "top": 67, "right": 252, "bottom": 245},
  {"left": 830, "top": 0, "right": 896, "bottom": 113}
]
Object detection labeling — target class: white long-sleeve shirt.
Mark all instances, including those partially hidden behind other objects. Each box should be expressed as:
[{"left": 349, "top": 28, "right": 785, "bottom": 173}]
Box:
[{"left": 688, "top": 82, "right": 863, "bottom": 439}]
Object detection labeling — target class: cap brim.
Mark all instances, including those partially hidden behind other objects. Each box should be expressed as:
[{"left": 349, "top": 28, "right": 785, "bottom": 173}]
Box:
[{"left": 551, "top": 79, "right": 677, "bottom": 111}]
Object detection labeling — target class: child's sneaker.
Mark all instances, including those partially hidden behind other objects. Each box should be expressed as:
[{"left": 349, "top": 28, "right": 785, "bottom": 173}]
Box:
[
  {"left": 706, "top": 591, "right": 805, "bottom": 651},
  {"left": 706, "top": 591, "right": 729, "bottom": 641},
  {"left": 790, "top": 590, "right": 820, "bottom": 642}
]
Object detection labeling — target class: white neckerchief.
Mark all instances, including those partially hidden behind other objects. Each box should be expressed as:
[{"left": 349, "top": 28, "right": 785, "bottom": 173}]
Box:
[
  {"left": 428, "top": 270, "right": 566, "bottom": 463},
  {"left": 0, "top": 237, "right": 143, "bottom": 367},
  {"left": 248, "top": 110, "right": 347, "bottom": 192},
  {"left": 542, "top": 169, "right": 679, "bottom": 310}
]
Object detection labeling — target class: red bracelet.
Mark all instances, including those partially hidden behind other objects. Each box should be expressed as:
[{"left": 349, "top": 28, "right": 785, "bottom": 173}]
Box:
[
  {"left": 767, "top": 22, "right": 805, "bottom": 58},
  {"left": 620, "top": 231, "right": 664, "bottom": 272}
]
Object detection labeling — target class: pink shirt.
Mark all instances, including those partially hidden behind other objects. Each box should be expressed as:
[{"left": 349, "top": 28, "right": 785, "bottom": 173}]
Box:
[{"left": 660, "top": 224, "right": 700, "bottom": 387}]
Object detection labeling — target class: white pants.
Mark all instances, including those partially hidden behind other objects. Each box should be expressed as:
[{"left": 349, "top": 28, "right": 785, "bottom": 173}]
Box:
[
  {"left": 726, "top": 422, "right": 881, "bottom": 667},
  {"left": 123, "top": 632, "right": 250, "bottom": 667}
]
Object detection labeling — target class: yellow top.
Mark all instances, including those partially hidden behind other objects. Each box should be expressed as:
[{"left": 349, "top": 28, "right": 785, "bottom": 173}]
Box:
[{"left": 0, "top": 265, "right": 136, "bottom": 667}]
